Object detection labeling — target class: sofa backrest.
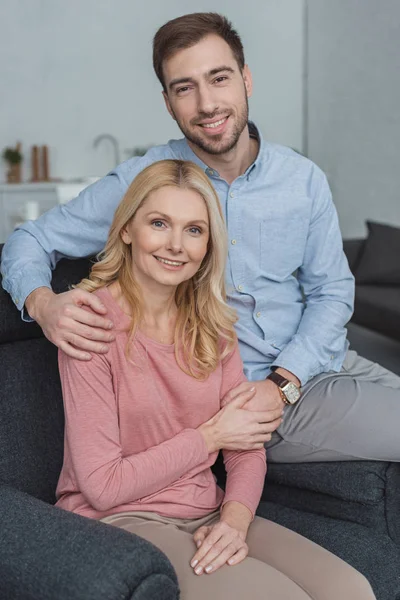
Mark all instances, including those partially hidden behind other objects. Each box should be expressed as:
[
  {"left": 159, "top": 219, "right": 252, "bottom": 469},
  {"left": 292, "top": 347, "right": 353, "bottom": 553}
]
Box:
[
  {"left": 0, "top": 245, "right": 93, "bottom": 504},
  {"left": 342, "top": 238, "right": 365, "bottom": 273}
]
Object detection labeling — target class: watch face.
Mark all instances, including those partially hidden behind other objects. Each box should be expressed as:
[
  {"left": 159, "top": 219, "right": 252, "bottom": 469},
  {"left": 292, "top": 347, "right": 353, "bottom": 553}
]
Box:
[{"left": 282, "top": 382, "right": 301, "bottom": 404}]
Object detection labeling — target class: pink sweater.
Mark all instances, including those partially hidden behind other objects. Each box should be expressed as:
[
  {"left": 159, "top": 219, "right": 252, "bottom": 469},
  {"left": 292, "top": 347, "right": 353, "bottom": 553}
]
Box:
[{"left": 56, "top": 286, "right": 266, "bottom": 520}]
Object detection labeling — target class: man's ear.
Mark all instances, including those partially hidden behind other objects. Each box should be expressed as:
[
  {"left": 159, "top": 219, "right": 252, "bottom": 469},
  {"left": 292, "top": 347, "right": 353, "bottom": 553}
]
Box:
[
  {"left": 242, "top": 64, "right": 253, "bottom": 99},
  {"left": 162, "top": 91, "right": 176, "bottom": 121}
]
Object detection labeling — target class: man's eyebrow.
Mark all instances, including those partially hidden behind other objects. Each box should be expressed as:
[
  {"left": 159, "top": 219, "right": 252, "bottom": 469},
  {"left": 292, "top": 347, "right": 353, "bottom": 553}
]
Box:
[
  {"left": 208, "top": 65, "right": 235, "bottom": 77},
  {"left": 168, "top": 66, "right": 235, "bottom": 91}
]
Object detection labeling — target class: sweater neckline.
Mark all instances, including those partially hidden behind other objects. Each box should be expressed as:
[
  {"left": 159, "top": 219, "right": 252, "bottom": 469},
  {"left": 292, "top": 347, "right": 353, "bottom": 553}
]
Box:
[{"left": 98, "top": 286, "right": 176, "bottom": 352}]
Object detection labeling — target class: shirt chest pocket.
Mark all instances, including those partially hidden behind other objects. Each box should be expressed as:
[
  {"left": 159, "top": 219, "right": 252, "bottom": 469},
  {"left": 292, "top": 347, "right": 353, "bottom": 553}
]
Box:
[{"left": 259, "top": 217, "right": 309, "bottom": 281}]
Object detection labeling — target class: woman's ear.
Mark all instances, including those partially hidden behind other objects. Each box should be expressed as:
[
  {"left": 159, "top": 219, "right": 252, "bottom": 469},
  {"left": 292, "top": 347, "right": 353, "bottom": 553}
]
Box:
[{"left": 121, "top": 227, "right": 132, "bottom": 245}]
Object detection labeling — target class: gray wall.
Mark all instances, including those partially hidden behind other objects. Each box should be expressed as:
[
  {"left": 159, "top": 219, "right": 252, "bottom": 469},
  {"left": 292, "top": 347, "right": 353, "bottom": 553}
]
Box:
[
  {"left": 0, "top": 0, "right": 304, "bottom": 182},
  {"left": 307, "top": 0, "right": 400, "bottom": 238},
  {"left": 3, "top": 1, "right": 399, "bottom": 240}
]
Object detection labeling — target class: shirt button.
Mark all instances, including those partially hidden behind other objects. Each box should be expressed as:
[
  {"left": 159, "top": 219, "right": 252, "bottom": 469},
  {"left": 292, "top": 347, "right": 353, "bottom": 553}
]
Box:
[
  {"left": 330, "top": 354, "right": 334, "bottom": 360},
  {"left": 14, "top": 298, "right": 19, "bottom": 304},
  {"left": 231, "top": 239, "right": 237, "bottom": 245},
  {"left": 208, "top": 169, "right": 214, "bottom": 176},
  {"left": 256, "top": 311, "right": 261, "bottom": 318},
  {"left": 237, "top": 285, "right": 243, "bottom": 291},
  {"left": 230, "top": 191, "right": 235, "bottom": 198}
]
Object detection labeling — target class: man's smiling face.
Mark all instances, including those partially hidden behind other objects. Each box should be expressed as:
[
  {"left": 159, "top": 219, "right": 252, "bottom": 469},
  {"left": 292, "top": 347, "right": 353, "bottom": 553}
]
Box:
[{"left": 162, "top": 34, "right": 252, "bottom": 156}]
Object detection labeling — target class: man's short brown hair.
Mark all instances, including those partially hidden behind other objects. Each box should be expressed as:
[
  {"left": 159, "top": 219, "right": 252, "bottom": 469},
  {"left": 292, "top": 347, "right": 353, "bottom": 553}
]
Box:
[{"left": 153, "top": 13, "right": 245, "bottom": 91}]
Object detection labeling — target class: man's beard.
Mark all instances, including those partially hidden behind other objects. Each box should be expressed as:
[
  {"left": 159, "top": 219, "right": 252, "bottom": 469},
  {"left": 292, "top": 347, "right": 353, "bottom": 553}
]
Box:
[{"left": 172, "top": 95, "right": 249, "bottom": 156}]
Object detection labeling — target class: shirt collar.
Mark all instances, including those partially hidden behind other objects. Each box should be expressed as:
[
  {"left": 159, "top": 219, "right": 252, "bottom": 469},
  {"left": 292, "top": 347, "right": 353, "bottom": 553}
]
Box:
[
  {"left": 175, "top": 121, "right": 265, "bottom": 181},
  {"left": 245, "top": 122, "right": 263, "bottom": 180}
]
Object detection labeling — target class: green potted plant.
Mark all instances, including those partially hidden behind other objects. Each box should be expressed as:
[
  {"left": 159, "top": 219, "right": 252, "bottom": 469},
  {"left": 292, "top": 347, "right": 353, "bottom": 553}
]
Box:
[{"left": 2, "top": 143, "right": 23, "bottom": 183}]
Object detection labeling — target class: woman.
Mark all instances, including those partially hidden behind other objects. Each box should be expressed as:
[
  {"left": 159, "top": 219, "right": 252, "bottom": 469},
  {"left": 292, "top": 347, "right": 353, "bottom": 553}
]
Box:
[{"left": 56, "top": 160, "right": 375, "bottom": 599}]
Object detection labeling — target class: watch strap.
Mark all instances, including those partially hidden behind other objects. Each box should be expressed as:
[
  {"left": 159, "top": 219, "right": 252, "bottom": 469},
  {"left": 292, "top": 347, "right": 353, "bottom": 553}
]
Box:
[
  {"left": 267, "top": 371, "right": 290, "bottom": 389},
  {"left": 267, "top": 371, "right": 301, "bottom": 405}
]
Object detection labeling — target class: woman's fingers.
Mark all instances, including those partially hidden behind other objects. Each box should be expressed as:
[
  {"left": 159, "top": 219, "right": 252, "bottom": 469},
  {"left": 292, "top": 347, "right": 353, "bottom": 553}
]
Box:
[
  {"left": 191, "top": 523, "right": 247, "bottom": 575},
  {"left": 252, "top": 407, "right": 284, "bottom": 424},
  {"left": 199, "top": 541, "right": 242, "bottom": 574},
  {"left": 227, "top": 545, "right": 249, "bottom": 566},
  {"left": 192, "top": 525, "right": 210, "bottom": 549},
  {"left": 191, "top": 527, "right": 222, "bottom": 570},
  {"left": 221, "top": 382, "right": 256, "bottom": 407}
]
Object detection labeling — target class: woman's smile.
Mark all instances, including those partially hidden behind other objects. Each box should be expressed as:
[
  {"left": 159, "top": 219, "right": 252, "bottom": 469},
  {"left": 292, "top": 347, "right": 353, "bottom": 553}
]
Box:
[{"left": 153, "top": 255, "right": 187, "bottom": 270}]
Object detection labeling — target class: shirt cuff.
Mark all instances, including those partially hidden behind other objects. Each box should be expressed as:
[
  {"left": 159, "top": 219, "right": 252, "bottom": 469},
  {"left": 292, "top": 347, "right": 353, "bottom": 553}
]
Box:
[
  {"left": 2, "top": 269, "right": 52, "bottom": 321},
  {"left": 270, "top": 339, "right": 323, "bottom": 386}
]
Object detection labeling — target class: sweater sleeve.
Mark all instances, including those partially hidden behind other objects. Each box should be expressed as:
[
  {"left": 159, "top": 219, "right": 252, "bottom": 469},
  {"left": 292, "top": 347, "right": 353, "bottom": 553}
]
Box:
[
  {"left": 219, "top": 342, "right": 267, "bottom": 519},
  {"left": 58, "top": 350, "right": 209, "bottom": 512}
]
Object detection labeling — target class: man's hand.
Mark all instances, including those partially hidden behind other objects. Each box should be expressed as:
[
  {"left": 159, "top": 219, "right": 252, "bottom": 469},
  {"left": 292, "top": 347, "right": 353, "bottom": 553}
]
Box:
[
  {"left": 190, "top": 502, "right": 252, "bottom": 575},
  {"left": 222, "top": 369, "right": 301, "bottom": 419},
  {"left": 25, "top": 287, "right": 115, "bottom": 360}
]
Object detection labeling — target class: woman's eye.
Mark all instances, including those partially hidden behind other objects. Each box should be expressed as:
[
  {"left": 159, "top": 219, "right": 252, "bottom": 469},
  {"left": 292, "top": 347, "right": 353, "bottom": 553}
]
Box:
[
  {"left": 152, "top": 220, "right": 165, "bottom": 228},
  {"left": 188, "top": 226, "right": 202, "bottom": 235}
]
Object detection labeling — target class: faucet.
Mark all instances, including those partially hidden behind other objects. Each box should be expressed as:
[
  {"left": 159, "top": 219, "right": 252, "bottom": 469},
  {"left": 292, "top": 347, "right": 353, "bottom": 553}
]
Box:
[{"left": 93, "top": 134, "right": 120, "bottom": 168}]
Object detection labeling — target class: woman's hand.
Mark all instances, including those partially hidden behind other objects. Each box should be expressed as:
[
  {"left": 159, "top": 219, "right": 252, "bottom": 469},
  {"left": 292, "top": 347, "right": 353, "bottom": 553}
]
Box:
[
  {"left": 190, "top": 522, "right": 248, "bottom": 575},
  {"left": 197, "top": 385, "right": 283, "bottom": 453},
  {"left": 190, "top": 502, "right": 252, "bottom": 575}
]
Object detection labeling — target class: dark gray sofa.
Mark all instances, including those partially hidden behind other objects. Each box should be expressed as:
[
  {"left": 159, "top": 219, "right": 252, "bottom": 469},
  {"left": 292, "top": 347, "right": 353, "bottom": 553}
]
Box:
[
  {"left": 1, "top": 246, "right": 400, "bottom": 600},
  {"left": 344, "top": 236, "right": 400, "bottom": 344},
  {"left": 343, "top": 238, "right": 400, "bottom": 377}
]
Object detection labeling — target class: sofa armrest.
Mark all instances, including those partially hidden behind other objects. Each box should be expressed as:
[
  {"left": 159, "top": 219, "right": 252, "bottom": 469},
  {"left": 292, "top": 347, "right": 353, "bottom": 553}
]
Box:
[{"left": 0, "top": 485, "right": 179, "bottom": 600}]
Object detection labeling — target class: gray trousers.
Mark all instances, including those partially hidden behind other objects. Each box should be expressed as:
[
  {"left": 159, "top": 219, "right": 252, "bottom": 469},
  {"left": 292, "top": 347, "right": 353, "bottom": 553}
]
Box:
[
  {"left": 267, "top": 350, "right": 400, "bottom": 462},
  {"left": 102, "top": 510, "right": 375, "bottom": 600}
]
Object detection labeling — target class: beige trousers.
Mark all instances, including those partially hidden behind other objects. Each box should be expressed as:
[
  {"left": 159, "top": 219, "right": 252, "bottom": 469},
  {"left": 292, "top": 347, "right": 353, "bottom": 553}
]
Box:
[{"left": 102, "top": 510, "right": 375, "bottom": 600}]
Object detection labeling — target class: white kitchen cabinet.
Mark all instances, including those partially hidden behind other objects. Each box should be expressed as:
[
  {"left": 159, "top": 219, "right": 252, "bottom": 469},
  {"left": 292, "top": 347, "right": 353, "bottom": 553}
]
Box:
[
  {"left": 0, "top": 183, "right": 58, "bottom": 244},
  {"left": 0, "top": 180, "right": 97, "bottom": 243}
]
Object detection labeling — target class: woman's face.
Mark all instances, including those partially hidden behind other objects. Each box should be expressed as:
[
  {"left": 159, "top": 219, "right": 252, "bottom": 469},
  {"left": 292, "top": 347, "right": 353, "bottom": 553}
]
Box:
[{"left": 122, "top": 185, "right": 210, "bottom": 293}]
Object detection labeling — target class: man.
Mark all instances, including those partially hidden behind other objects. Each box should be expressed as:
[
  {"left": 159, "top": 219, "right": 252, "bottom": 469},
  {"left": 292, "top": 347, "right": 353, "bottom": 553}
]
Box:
[{"left": 2, "top": 13, "right": 399, "bottom": 463}]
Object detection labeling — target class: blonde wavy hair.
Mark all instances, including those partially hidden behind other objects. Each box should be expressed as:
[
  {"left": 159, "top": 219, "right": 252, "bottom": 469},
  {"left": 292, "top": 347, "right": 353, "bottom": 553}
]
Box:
[{"left": 78, "top": 159, "right": 237, "bottom": 379}]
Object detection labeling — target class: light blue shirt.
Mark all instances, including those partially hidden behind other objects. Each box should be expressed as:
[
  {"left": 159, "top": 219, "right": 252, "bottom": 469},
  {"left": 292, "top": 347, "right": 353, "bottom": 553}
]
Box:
[{"left": 1, "top": 124, "right": 354, "bottom": 385}]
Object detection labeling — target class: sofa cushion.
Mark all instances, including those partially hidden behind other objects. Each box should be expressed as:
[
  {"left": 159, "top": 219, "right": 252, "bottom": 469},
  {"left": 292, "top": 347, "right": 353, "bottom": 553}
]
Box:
[
  {"left": 266, "top": 461, "right": 386, "bottom": 504},
  {"left": 354, "top": 221, "right": 400, "bottom": 284},
  {"left": 262, "top": 462, "right": 400, "bottom": 539},
  {"left": 353, "top": 284, "right": 400, "bottom": 341}
]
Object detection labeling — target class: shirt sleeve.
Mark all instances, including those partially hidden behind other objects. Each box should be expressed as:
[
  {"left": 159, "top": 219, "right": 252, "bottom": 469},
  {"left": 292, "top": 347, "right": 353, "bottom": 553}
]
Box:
[
  {"left": 270, "top": 169, "right": 354, "bottom": 386},
  {"left": 0, "top": 159, "right": 148, "bottom": 321},
  {"left": 219, "top": 342, "right": 267, "bottom": 519},
  {"left": 58, "top": 350, "right": 209, "bottom": 513}
]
